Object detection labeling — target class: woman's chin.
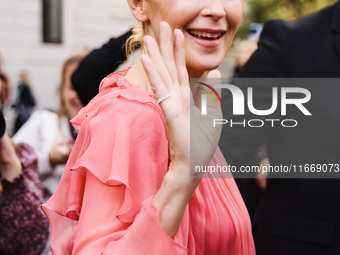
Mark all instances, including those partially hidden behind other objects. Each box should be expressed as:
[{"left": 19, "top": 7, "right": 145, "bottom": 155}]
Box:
[{"left": 187, "top": 62, "right": 222, "bottom": 77}]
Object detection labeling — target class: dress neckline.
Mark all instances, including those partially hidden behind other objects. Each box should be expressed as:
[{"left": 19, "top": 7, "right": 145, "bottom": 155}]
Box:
[{"left": 99, "top": 68, "right": 155, "bottom": 100}]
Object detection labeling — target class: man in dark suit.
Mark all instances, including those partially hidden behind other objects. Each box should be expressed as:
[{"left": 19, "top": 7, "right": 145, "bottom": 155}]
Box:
[
  {"left": 220, "top": 1, "right": 340, "bottom": 254},
  {"left": 71, "top": 29, "right": 133, "bottom": 106}
]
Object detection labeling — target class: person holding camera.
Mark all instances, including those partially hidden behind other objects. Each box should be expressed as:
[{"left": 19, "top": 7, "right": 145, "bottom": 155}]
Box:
[{"left": 0, "top": 72, "right": 49, "bottom": 255}]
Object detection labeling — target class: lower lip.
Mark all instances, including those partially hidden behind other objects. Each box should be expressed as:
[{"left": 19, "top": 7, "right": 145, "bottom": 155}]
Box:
[{"left": 187, "top": 31, "right": 224, "bottom": 48}]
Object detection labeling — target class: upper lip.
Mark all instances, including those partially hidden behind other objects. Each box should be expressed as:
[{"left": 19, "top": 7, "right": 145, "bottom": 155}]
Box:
[{"left": 186, "top": 28, "right": 226, "bottom": 33}]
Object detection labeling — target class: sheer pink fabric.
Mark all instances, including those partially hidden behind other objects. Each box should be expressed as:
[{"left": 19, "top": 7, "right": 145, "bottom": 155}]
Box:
[{"left": 42, "top": 69, "right": 255, "bottom": 255}]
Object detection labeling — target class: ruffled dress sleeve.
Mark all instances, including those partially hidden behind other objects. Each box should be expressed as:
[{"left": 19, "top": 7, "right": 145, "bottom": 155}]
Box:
[{"left": 42, "top": 70, "right": 188, "bottom": 255}]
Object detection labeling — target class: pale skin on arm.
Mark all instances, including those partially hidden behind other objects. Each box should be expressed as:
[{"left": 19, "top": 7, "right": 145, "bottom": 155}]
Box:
[
  {"left": 137, "top": 25, "right": 196, "bottom": 238},
  {"left": 0, "top": 130, "right": 22, "bottom": 194},
  {"left": 140, "top": 23, "right": 221, "bottom": 238}
]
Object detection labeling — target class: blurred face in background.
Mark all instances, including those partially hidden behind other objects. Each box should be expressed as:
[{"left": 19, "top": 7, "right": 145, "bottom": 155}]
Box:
[
  {"left": 0, "top": 74, "right": 10, "bottom": 108},
  {"left": 62, "top": 63, "right": 83, "bottom": 119},
  {"left": 0, "top": 77, "right": 3, "bottom": 109}
]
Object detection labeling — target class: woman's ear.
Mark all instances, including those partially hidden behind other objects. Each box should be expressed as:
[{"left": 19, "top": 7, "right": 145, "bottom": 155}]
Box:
[{"left": 127, "top": 0, "right": 148, "bottom": 22}]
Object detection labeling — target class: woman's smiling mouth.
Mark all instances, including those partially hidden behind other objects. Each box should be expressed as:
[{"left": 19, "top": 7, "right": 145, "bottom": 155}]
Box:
[
  {"left": 187, "top": 29, "right": 225, "bottom": 40},
  {"left": 186, "top": 28, "right": 226, "bottom": 47}
]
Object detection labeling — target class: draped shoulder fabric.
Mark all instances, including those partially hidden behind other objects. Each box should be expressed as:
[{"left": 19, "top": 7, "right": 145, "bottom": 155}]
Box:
[{"left": 42, "top": 69, "right": 255, "bottom": 255}]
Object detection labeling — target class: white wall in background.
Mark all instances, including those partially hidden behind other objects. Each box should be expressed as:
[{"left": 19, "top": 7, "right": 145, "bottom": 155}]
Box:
[{"left": 0, "top": 0, "right": 135, "bottom": 109}]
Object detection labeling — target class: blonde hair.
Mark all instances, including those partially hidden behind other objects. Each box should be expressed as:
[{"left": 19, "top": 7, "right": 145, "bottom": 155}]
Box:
[
  {"left": 0, "top": 73, "right": 10, "bottom": 107},
  {"left": 126, "top": 0, "right": 155, "bottom": 55},
  {"left": 19, "top": 70, "right": 32, "bottom": 89},
  {"left": 126, "top": 22, "right": 145, "bottom": 56},
  {"left": 56, "top": 48, "right": 91, "bottom": 118}
]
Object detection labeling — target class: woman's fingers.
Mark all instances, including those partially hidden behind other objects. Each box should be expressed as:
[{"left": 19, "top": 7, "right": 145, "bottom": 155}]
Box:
[
  {"left": 174, "top": 29, "right": 188, "bottom": 87},
  {"left": 160, "top": 22, "right": 178, "bottom": 85},
  {"left": 144, "top": 22, "right": 188, "bottom": 95},
  {"left": 205, "top": 70, "right": 222, "bottom": 117},
  {"left": 206, "top": 70, "right": 221, "bottom": 84},
  {"left": 143, "top": 35, "right": 173, "bottom": 91},
  {"left": 142, "top": 22, "right": 190, "bottom": 117},
  {"left": 140, "top": 54, "right": 169, "bottom": 98}
]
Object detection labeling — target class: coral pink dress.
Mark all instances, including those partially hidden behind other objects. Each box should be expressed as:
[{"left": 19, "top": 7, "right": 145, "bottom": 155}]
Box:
[{"left": 42, "top": 69, "right": 255, "bottom": 255}]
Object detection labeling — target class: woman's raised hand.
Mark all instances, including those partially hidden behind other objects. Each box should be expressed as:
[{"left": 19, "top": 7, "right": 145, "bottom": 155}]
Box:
[
  {"left": 141, "top": 22, "right": 191, "bottom": 171},
  {"left": 141, "top": 22, "right": 222, "bottom": 180},
  {"left": 140, "top": 21, "right": 223, "bottom": 238}
]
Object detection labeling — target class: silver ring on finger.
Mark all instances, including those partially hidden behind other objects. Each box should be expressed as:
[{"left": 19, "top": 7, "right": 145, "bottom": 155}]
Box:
[{"left": 157, "top": 94, "right": 172, "bottom": 104}]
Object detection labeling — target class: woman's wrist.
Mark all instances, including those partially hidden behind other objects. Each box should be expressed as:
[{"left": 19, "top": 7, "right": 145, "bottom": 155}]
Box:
[
  {"left": 0, "top": 151, "right": 22, "bottom": 182},
  {"left": 0, "top": 135, "right": 22, "bottom": 181},
  {"left": 153, "top": 163, "right": 201, "bottom": 237},
  {"left": 163, "top": 168, "right": 197, "bottom": 194}
]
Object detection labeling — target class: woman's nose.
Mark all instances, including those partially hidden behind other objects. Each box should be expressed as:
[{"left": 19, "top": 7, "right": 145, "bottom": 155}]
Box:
[{"left": 201, "top": 0, "right": 225, "bottom": 20}]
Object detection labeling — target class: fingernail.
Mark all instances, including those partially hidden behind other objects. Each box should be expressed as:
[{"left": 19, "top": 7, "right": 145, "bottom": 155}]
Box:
[
  {"left": 143, "top": 36, "right": 148, "bottom": 45},
  {"left": 174, "top": 29, "right": 182, "bottom": 35}
]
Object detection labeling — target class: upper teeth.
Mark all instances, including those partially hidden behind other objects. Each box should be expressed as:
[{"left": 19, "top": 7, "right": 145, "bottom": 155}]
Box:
[{"left": 189, "top": 30, "right": 222, "bottom": 39}]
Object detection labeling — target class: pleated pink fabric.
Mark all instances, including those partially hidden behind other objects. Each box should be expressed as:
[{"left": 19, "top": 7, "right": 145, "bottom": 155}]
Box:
[{"left": 42, "top": 69, "right": 255, "bottom": 255}]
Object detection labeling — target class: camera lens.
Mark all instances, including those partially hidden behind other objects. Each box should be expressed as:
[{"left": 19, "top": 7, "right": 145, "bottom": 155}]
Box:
[{"left": 0, "top": 110, "right": 5, "bottom": 138}]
